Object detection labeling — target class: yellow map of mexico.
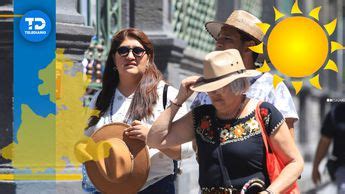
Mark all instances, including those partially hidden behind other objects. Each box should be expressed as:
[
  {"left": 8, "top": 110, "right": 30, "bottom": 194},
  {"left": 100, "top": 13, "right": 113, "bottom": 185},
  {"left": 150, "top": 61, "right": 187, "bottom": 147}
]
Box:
[{"left": 0, "top": 49, "right": 98, "bottom": 181}]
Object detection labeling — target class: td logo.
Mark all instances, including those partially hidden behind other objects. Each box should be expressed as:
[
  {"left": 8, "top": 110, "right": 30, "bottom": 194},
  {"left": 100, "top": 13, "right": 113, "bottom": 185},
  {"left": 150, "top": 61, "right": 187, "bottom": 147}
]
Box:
[
  {"left": 20, "top": 10, "right": 51, "bottom": 42},
  {"left": 25, "top": 18, "right": 46, "bottom": 30}
]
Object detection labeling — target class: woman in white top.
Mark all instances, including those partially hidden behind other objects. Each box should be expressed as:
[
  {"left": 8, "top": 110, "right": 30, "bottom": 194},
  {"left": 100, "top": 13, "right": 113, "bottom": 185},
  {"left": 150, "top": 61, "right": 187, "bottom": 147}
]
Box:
[{"left": 82, "top": 28, "right": 194, "bottom": 194}]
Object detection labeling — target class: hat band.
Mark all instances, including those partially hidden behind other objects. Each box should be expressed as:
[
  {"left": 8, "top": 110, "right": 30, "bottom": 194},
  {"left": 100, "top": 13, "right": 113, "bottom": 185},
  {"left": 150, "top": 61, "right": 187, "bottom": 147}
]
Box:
[{"left": 200, "top": 69, "right": 245, "bottom": 83}]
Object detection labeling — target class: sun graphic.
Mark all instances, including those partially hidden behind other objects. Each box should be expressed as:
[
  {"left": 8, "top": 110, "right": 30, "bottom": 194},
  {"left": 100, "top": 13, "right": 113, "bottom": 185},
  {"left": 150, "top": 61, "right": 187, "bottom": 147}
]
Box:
[{"left": 249, "top": 0, "right": 344, "bottom": 94}]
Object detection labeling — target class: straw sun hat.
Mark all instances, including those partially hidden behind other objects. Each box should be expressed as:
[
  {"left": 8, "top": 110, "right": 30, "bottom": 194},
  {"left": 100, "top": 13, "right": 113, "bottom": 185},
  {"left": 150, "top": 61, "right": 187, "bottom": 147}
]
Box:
[
  {"left": 205, "top": 10, "right": 264, "bottom": 44},
  {"left": 191, "top": 49, "right": 260, "bottom": 92}
]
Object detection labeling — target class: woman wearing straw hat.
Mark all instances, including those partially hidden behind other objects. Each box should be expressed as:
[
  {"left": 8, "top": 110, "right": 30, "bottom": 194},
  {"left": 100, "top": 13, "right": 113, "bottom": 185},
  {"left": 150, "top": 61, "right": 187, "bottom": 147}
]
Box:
[
  {"left": 148, "top": 49, "right": 304, "bottom": 194},
  {"left": 192, "top": 10, "right": 298, "bottom": 139},
  {"left": 82, "top": 28, "right": 194, "bottom": 194}
]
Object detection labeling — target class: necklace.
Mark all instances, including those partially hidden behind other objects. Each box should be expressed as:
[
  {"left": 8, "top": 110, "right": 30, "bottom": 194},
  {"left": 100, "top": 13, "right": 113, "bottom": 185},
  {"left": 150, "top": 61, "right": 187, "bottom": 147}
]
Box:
[
  {"left": 232, "top": 95, "right": 246, "bottom": 119},
  {"left": 110, "top": 94, "right": 115, "bottom": 123},
  {"left": 217, "top": 95, "right": 246, "bottom": 121}
]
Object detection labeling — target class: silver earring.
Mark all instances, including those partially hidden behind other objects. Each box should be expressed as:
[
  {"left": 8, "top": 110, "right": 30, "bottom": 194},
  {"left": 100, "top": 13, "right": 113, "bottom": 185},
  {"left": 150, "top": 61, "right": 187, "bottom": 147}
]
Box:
[{"left": 113, "top": 67, "right": 117, "bottom": 71}]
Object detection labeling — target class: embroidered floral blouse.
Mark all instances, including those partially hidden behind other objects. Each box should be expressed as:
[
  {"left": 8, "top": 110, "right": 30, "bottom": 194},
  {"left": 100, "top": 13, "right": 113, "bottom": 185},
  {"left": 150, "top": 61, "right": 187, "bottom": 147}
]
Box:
[{"left": 193, "top": 102, "right": 284, "bottom": 190}]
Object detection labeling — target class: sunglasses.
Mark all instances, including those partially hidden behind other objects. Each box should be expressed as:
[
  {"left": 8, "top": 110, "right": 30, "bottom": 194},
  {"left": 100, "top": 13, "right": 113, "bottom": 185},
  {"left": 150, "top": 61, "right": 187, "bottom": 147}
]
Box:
[{"left": 117, "top": 46, "right": 146, "bottom": 57}]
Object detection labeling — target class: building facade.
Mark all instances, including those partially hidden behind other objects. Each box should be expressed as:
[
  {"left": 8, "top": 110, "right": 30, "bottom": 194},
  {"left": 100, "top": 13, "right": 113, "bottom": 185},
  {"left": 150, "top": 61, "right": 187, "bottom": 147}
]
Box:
[
  {"left": 79, "top": 0, "right": 344, "bottom": 193},
  {"left": 0, "top": 0, "right": 343, "bottom": 193}
]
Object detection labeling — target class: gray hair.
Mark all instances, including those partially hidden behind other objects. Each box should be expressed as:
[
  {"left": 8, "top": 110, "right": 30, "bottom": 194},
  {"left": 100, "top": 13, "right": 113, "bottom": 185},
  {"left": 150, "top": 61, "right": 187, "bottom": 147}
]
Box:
[{"left": 228, "top": 77, "right": 250, "bottom": 95}]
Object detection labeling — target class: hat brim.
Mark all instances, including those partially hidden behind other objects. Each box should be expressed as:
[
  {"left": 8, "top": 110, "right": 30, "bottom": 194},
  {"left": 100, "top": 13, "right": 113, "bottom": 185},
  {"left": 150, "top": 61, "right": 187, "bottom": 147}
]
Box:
[
  {"left": 205, "top": 21, "right": 224, "bottom": 40},
  {"left": 190, "top": 70, "right": 260, "bottom": 92},
  {"left": 85, "top": 122, "right": 150, "bottom": 194},
  {"left": 205, "top": 21, "right": 264, "bottom": 63},
  {"left": 205, "top": 21, "right": 261, "bottom": 44}
]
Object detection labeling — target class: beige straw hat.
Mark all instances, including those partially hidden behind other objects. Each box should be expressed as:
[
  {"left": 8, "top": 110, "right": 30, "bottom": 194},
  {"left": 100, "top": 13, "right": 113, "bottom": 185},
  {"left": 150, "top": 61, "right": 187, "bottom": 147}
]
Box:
[
  {"left": 205, "top": 10, "right": 264, "bottom": 44},
  {"left": 191, "top": 49, "right": 260, "bottom": 92},
  {"left": 82, "top": 123, "right": 150, "bottom": 194}
]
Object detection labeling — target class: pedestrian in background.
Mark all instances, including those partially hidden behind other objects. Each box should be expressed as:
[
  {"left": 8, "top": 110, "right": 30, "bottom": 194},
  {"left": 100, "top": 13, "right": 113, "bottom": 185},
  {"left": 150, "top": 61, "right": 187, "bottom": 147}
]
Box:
[{"left": 312, "top": 102, "right": 345, "bottom": 194}]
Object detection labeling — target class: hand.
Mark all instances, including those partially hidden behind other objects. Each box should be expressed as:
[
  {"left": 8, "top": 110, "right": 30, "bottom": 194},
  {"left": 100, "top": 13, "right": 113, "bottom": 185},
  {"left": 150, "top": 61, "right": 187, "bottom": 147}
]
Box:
[
  {"left": 124, "top": 120, "right": 149, "bottom": 142},
  {"left": 175, "top": 76, "right": 201, "bottom": 104},
  {"left": 312, "top": 167, "right": 321, "bottom": 185}
]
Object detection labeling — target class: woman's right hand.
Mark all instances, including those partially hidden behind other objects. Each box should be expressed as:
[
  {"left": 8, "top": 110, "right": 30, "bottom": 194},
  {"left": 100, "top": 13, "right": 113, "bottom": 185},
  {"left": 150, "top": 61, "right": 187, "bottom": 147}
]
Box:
[{"left": 174, "top": 76, "right": 201, "bottom": 105}]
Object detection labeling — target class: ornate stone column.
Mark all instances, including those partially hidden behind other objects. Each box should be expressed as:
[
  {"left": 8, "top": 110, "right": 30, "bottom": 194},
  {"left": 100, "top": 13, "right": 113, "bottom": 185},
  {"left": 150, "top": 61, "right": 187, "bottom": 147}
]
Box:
[
  {"left": 0, "top": 0, "right": 15, "bottom": 193},
  {"left": 55, "top": 0, "right": 94, "bottom": 192},
  {"left": 0, "top": 0, "right": 13, "bottom": 165},
  {"left": 56, "top": 0, "right": 94, "bottom": 62}
]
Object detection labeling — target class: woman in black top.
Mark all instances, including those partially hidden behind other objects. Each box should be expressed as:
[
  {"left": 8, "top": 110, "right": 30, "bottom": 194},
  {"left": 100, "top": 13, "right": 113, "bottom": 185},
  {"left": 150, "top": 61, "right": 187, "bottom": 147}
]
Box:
[
  {"left": 193, "top": 102, "right": 284, "bottom": 190},
  {"left": 148, "top": 49, "right": 304, "bottom": 194}
]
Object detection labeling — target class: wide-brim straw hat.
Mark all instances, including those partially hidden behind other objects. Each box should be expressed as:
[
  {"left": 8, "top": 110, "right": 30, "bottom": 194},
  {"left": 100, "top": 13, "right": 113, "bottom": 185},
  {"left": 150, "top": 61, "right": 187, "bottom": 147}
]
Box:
[
  {"left": 205, "top": 10, "right": 264, "bottom": 44},
  {"left": 84, "top": 123, "right": 150, "bottom": 194},
  {"left": 191, "top": 49, "right": 260, "bottom": 92}
]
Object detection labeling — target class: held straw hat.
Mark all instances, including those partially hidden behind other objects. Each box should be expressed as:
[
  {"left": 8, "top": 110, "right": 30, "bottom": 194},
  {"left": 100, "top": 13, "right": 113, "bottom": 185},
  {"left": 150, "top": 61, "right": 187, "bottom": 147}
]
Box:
[{"left": 83, "top": 122, "right": 150, "bottom": 194}]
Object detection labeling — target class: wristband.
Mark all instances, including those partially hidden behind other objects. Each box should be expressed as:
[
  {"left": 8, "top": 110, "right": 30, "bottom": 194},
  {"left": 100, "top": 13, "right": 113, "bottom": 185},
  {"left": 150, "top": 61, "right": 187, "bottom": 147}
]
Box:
[
  {"left": 170, "top": 100, "right": 182, "bottom": 107},
  {"left": 265, "top": 189, "right": 274, "bottom": 194}
]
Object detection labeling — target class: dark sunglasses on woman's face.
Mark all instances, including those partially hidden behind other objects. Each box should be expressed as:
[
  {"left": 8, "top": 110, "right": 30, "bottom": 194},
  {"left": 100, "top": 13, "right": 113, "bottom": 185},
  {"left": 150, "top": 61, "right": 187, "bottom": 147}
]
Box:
[{"left": 117, "top": 46, "right": 146, "bottom": 57}]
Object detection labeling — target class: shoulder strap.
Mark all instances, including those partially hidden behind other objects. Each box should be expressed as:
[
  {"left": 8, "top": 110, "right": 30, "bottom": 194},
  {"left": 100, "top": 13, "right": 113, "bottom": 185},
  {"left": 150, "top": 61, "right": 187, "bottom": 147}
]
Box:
[
  {"left": 162, "top": 83, "right": 181, "bottom": 178},
  {"left": 255, "top": 101, "right": 272, "bottom": 153},
  {"left": 216, "top": 145, "right": 233, "bottom": 187},
  {"left": 163, "top": 83, "right": 169, "bottom": 109}
]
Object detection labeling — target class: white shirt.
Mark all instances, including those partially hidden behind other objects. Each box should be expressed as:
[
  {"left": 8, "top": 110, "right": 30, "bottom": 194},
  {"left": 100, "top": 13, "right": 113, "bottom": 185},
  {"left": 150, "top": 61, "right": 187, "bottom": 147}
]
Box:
[
  {"left": 85, "top": 81, "right": 194, "bottom": 190},
  {"left": 191, "top": 72, "right": 299, "bottom": 120}
]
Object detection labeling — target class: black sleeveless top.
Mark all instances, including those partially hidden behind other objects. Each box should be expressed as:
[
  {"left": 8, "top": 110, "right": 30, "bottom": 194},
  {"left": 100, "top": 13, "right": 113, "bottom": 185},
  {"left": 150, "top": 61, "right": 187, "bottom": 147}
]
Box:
[{"left": 192, "top": 102, "right": 284, "bottom": 190}]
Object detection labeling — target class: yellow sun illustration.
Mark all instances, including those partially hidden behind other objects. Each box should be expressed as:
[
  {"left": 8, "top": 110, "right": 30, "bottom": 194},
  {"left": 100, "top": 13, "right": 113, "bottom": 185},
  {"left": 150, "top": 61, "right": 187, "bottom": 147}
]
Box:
[{"left": 250, "top": 0, "right": 344, "bottom": 94}]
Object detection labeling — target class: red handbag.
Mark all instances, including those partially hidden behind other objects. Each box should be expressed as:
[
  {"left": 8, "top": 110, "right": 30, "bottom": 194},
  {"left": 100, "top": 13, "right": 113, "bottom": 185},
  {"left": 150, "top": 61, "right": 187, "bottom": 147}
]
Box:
[{"left": 255, "top": 102, "right": 300, "bottom": 194}]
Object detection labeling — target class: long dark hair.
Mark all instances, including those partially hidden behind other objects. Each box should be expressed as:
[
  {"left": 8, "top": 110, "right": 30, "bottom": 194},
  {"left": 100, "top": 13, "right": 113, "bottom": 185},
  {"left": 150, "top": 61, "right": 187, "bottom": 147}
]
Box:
[{"left": 87, "top": 28, "right": 163, "bottom": 128}]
